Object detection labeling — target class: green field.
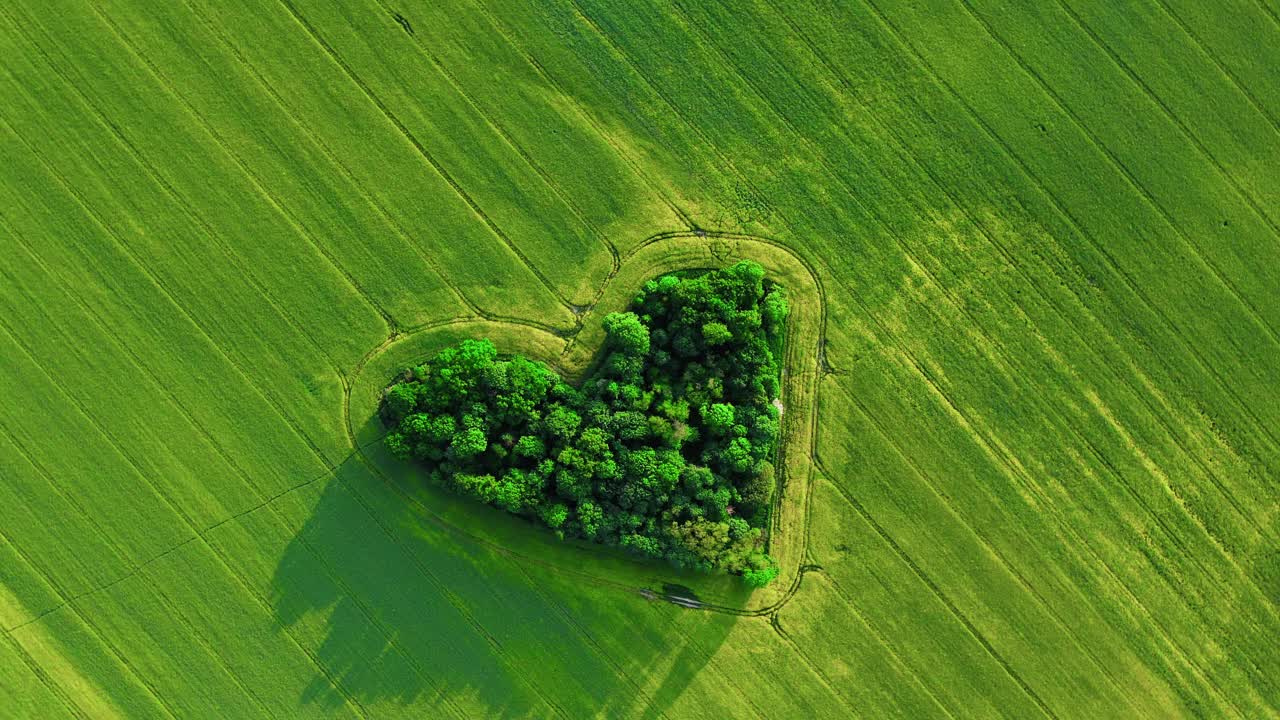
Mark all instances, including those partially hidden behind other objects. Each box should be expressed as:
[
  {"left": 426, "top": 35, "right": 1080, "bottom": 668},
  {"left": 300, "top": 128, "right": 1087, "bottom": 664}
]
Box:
[{"left": 2, "top": 0, "right": 1278, "bottom": 717}]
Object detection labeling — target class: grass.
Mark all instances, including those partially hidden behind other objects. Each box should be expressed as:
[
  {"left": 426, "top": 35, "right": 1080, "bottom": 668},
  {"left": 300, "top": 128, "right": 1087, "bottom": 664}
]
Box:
[{"left": 1, "top": 0, "right": 1277, "bottom": 718}]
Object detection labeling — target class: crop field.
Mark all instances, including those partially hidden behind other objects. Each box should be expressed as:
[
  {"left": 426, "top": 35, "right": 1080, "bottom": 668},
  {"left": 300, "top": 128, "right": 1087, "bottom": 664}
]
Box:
[{"left": 1, "top": 0, "right": 1278, "bottom": 717}]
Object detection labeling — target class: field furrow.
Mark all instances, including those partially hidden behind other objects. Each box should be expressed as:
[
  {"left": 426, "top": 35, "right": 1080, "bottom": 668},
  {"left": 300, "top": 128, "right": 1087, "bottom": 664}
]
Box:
[
  {"left": 952, "top": 0, "right": 1280, "bottom": 341},
  {"left": 761, "top": 0, "right": 1276, "bottom": 549},
  {"left": 847, "top": 0, "right": 1280, "bottom": 478},
  {"left": 0, "top": 631, "right": 85, "bottom": 719},
  {"left": 274, "top": 0, "right": 584, "bottom": 315},
  {"left": 0, "top": 35, "right": 355, "bottom": 463},
  {"left": 1056, "top": 0, "right": 1280, "bottom": 229},
  {"left": 463, "top": 0, "right": 697, "bottom": 235}
]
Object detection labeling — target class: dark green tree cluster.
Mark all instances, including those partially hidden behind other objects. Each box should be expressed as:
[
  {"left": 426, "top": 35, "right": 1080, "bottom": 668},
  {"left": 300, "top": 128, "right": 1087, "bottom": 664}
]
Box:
[{"left": 382, "top": 261, "right": 789, "bottom": 587}]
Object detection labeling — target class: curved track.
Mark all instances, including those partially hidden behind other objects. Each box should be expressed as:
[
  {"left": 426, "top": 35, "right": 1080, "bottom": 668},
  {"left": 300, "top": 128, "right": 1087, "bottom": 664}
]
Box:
[{"left": 340, "top": 230, "right": 835, "bottom": 618}]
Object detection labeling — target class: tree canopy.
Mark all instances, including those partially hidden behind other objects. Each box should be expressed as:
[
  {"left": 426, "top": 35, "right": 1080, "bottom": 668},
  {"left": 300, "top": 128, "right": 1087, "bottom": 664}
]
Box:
[{"left": 382, "top": 261, "right": 788, "bottom": 587}]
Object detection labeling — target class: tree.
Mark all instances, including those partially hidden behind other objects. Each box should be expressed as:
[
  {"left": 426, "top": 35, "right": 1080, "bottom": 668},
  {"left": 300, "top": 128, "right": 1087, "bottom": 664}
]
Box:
[
  {"left": 742, "top": 563, "right": 779, "bottom": 588},
  {"left": 541, "top": 502, "right": 569, "bottom": 529},
  {"left": 578, "top": 501, "right": 604, "bottom": 539},
  {"left": 385, "top": 431, "right": 410, "bottom": 460},
  {"left": 763, "top": 288, "right": 789, "bottom": 338},
  {"left": 602, "top": 311, "right": 650, "bottom": 356},
  {"left": 450, "top": 426, "right": 487, "bottom": 459},
  {"left": 739, "top": 461, "right": 774, "bottom": 521},
  {"left": 514, "top": 434, "right": 546, "bottom": 460},
  {"left": 702, "top": 321, "right": 734, "bottom": 347},
  {"left": 541, "top": 404, "right": 581, "bottom": 442},
  {"left": 702, "top": 403, "right": 736, "bottom": 436},
  {"left": 382, "top": 383, "right": 418, "bottom": 423}
]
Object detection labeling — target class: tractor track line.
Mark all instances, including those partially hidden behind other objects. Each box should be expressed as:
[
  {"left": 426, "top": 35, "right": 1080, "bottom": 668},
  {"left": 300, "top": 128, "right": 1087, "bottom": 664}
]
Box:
[
  {"left": 952, "top": 0, "right": 1280, "bottom": 350},
  {"left": 5, "top": 6, "right": 361, "bottom": 381},
  {"left": 816, "top": 457, "right": 1060, "bottom": 720},
  {"left": 363, "top": 0, "right": 621, "bottom": 281},
  {"left": 763, "top": 0, "right": 1275, "bottom": 542},
  {"left": 0, "top": 214, "right": 379, "bottom": 718},
  {"left": 275, "top": 0, "right": 577, "bottom": 315},
  {"left": 466, "top": 0, "right": 697, "bottom": 232},
  {"left": 859, "top": 0, "right": 1280, "bottom": 474}
]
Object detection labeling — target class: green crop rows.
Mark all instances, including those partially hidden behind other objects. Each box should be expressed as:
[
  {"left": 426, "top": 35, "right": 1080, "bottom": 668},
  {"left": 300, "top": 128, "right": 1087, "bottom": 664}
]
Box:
[{"left": 1, "top": 0, "right": 1277, "bottom": 717}]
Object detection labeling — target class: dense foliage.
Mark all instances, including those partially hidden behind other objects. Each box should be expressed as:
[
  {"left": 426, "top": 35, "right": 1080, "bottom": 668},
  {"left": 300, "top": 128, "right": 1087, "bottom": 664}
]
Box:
[{"left": 382, "top": 261, "right": 788, "bottom": 586}]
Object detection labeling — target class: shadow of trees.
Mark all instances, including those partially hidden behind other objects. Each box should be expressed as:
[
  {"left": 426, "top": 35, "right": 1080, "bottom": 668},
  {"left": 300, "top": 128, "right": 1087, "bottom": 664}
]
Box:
[{"left": 268, "top": 456, "right": 740, "bottom": 718}]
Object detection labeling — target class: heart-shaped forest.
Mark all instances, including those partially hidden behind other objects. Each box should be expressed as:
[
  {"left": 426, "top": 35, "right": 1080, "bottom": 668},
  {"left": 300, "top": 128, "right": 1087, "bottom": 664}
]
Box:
[{"left": 380, "top": 261, "right": 789, "bottom": 587}]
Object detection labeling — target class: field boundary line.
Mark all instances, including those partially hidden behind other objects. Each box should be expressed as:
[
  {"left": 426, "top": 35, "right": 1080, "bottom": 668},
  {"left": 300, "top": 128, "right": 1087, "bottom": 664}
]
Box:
[
  {"left": 1052, "top": 0, "right": 1280, "bottom": 239},
  {"left": 856, "top": 0, "right": 1280, "bottom": 468},
  {"left": 0, "top": 108, "right": 343, "bottom": 473},
  {"left": 0, "top": 12, "right": 356, "bottom": 382},
  {"left": 274, "top": 0, "right": 575, "bottom": 315},
  {"left": 953, "top": 0, "right": 1280, "bottom": 346},
  {"left": 363, "top": 0, "right": 620, "bottom": 281},
  {"left": 814, "top": 456, "right": 1060, "bottom": 720},
  {"left": 1149, "top": 0, "right": 1280, "bottom": 137},
  {"left": 465, "top": 0, "right": 697, "bottom": 233},
  {"left": 0, "top": 216, "right": 379, "bottom": 719},
  {"left": 0, "top": 421, "right": 184, "bottom": 719},
  {"left": 766, "top": 0, "right": 1275, "bottom": 546},
  {"left": 0, "top": 610, "right": 90, "bottom": 718},
  {"left": 85, "top": 3, "right": 399, "bottom": 336},
  {"left": 823, "top": 373, "right": 1253, "bottom": 717}
]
